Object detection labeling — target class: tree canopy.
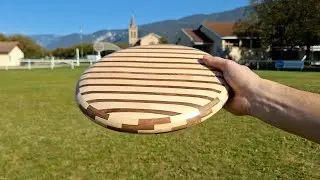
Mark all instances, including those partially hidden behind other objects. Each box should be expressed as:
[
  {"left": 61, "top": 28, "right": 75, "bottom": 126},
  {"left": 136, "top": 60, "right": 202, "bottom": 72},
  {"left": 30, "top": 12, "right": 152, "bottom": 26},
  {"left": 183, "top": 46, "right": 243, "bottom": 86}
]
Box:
[
  {"left": 159, "top": 37, "right": 169, "bottom": 44},
  {"left": 51, "top": 42, "right": 129, "bottom": 59},
  {"left": 0, "top": 34, "right": 46, "bottom": 58},
  {"left": 234, "top": 0, "right": 320, "bottom": 59}
]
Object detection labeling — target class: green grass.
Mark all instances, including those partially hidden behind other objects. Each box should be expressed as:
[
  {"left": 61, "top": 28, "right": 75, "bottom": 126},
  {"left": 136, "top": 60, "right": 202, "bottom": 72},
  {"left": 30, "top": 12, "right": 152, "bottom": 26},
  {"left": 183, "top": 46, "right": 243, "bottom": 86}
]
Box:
[{"left": 0, "top": 68, "right": 319, "bottom": 179}]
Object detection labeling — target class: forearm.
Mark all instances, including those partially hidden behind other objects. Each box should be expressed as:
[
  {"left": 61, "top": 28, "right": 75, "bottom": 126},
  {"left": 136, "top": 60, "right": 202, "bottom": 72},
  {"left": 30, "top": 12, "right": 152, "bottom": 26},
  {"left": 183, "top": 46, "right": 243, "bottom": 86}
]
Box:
[{"left": 248, "top": 79, "right": 320, "bottom": 143}]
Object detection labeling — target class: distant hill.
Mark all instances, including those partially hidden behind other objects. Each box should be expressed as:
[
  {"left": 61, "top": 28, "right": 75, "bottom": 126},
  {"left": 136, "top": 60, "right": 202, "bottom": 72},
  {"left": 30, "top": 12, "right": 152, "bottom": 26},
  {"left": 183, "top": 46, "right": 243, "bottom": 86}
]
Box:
[{"left": 30, "top": 6, "right": 247, "bottom": 50}]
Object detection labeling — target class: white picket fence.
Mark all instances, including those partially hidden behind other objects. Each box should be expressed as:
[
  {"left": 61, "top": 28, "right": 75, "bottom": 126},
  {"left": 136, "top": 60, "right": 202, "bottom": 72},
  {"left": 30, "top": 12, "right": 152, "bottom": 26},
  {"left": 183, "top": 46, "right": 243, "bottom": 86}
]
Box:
[
  {"left": 1, "top": 58, "right": 319, "bottom": 71},
  {"left": 1, "top": 58, "right": 98, "bottom": 70}
]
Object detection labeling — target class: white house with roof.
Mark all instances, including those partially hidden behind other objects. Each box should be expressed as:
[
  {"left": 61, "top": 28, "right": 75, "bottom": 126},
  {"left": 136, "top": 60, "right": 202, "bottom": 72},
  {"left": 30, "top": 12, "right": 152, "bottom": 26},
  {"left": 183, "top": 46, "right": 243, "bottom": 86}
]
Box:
[
  {"left": 0, "top": 42, "right": 24, "bottom": 66},
  {"left": 176, "top": 21, "right": 261, "bottom": 61}
]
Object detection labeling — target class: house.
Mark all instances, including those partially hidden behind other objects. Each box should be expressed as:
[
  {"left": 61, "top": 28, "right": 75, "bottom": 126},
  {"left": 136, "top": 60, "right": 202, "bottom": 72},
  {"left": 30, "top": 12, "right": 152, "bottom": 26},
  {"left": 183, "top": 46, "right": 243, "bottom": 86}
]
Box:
[
  {"left": 134, "top": 33, "right": 162, "bottom": 46},
  {"left": 128, "top": 16, "right": 162, "bottom": 46},
  {"left": 176, "top": 21, "right": 261, "bottom": 61},
  {"left": 0, "top": 42, "right": 24, "bottom": 66}
]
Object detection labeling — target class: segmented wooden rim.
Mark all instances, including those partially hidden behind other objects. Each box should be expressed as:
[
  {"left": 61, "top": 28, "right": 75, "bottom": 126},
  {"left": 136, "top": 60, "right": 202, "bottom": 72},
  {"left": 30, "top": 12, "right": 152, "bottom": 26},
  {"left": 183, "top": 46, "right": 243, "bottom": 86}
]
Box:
[{"left": 75, "top": 44, "right": 229, "bottom": 133}]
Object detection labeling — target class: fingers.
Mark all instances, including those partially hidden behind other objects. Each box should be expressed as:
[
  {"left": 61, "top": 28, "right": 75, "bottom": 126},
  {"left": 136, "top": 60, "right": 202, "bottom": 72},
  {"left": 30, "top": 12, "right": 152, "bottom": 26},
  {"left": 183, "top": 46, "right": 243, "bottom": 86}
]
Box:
[{"left": 203, "top": 55, "right": 228, "bottom": 71}]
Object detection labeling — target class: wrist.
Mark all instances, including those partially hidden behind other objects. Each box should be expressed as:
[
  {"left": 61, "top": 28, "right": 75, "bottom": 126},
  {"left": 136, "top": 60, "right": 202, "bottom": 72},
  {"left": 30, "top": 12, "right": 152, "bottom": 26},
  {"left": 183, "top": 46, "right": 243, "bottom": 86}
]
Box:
[{"left": 246, "top": 78, "right": 267, "bottom": 117}]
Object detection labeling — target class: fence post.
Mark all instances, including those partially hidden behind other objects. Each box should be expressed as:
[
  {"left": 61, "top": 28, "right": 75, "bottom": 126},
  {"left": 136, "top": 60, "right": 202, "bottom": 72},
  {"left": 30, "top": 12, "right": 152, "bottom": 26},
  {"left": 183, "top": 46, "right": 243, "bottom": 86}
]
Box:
[
  {"left": 71, "top": 61, "right": 74, "bottom": 69},
  {"left": 90, "top": 60, "right": 93, "bottom": 66},
  {"left": 76, "top": 48, "right": 80, "bottom": 66},
  {"left": 51, "top": 57, "right": 55, "bottom": 70},
  {"left": 5, "top": 66, "right": 8, "bottom": 71},
  {"left": 28, "top": 60, "right": 31, "bottom": 70}
]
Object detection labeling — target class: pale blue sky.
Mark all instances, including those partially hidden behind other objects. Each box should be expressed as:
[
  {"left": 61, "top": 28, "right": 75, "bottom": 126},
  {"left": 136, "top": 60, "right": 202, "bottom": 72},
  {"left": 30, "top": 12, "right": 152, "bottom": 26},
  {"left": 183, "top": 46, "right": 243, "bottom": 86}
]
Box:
[{"left": 1, "top": 0, "right": 248, "bottom": 35}]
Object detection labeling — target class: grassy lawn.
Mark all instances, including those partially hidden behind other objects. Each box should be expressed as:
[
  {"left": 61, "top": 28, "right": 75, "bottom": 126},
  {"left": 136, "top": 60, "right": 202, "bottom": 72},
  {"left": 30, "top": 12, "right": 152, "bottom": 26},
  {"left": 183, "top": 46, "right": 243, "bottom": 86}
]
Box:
[{"left": 0, "top": 68, "right": 319, "bottom": 179}]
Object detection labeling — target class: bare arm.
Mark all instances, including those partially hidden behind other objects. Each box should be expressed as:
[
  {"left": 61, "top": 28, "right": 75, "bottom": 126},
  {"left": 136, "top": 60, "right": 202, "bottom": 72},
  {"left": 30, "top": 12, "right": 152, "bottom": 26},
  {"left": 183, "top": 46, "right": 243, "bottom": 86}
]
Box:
[{"left": 203, "top": 55, "right": 320, "bottom": 144}]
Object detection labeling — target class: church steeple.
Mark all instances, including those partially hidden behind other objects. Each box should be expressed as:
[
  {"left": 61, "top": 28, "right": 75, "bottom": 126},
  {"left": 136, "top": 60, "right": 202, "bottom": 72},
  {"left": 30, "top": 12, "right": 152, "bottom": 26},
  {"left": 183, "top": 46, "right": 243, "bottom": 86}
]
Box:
[
  {"left": 130, "top": 15, "right": 135, "bottom": 27},
  {"left": 129, "top": 15, "right": 139, "bottom": 46}
]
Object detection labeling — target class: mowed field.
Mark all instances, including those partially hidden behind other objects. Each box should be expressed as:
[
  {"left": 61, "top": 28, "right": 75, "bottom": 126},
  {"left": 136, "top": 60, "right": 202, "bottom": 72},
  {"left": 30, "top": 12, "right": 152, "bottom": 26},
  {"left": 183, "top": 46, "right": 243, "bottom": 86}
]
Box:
[{"left": 0, "top": 68, "right": 319, "bottom": 179}]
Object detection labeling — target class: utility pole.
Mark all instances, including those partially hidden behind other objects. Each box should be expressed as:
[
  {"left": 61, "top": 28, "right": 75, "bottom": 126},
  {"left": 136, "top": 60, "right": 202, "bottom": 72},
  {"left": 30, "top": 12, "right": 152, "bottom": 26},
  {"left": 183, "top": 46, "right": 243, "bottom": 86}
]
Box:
[{"left": 79, "top": 25, "right": 84, "bottom": 59}]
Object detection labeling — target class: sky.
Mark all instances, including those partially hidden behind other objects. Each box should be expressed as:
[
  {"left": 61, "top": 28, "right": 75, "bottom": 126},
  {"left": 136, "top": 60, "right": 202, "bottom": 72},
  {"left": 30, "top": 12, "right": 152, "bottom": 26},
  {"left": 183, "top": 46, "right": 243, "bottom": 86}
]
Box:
[{"left": 1, "top": 0, "right": 248, "bottom": 35}]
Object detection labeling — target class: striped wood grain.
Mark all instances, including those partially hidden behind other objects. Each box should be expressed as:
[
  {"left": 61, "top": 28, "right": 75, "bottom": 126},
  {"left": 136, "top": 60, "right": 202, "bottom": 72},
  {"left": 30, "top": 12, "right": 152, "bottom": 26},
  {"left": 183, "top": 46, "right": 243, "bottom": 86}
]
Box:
[{"left": 75, "top": 44, "right": 229, "bottom": 133}]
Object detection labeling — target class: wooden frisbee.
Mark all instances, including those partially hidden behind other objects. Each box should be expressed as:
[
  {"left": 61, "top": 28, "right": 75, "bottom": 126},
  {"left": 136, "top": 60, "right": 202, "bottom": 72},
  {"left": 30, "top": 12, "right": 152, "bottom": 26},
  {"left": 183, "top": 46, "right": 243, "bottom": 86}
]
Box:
[{"left": 75, "top": 44, "right": 229, "bottom": 133}]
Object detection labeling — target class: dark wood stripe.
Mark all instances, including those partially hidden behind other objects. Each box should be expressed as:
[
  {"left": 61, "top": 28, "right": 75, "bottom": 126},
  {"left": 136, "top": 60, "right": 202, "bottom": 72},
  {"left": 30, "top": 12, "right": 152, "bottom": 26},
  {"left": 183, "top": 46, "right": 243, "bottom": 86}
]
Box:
[
  {"left": 80, "top": 77, "right": 223, "bottom": 86},
  {"left": 83, "top": 71, "right": 221, "bottom": 78},
  {"left": 79, "top": 84, "right": 222, "bottom": 93},
  {"left": 81, "top": 91, "right": 215, "bottom": 101},
  {"left": 87, "top": 99, "right": 203, "bottom": 109},
  {"left": 114, "top": 51, "right": 205, "bottom": 55},
  {"left": 98, "top": 60, "right": 205, "bottom": 65},
  {"left": 78, "top": 105, "right": 110, "bottom": 120},
  {"left": 168, "top": 98, "right": 222, "bottom": 132},
  {"left": 122, "top": 124, "right": 152, "bottom": 131},
  {"left": 106, "top": 56, "right": 201, "bottom": 59},
  {"left": 139, "top": 117, "right": 171, "bottom": 124},
  {"left": 92, "top": 66, "right": 213, "bottom": 71},
  {"left": 101, "top": 108, "right": 180, "bottom": 116},
  {"left": 122, "top": 117, "right": 172, "bottom": 132},
  {"left": 199, "top": 98, "right": 221, "bottom": 117}
]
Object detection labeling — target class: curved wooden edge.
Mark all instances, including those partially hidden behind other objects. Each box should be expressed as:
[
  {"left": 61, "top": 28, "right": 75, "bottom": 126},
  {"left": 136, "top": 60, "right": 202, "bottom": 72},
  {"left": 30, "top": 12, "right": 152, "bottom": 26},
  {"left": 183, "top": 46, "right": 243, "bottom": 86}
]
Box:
[
  {"left": 76, "top": 45, "right": 229, "bottom": 133},
  {"left": 75, "top": 88, "right": 229, "bottom": 134}
]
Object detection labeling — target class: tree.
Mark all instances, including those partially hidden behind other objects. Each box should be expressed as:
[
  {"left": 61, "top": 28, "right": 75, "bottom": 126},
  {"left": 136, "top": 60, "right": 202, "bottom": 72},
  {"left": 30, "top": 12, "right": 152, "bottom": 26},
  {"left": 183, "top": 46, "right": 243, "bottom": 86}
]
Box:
[
  {"left": 9, "top": 35, "right": 46, "bottom": 58},
  {"left": 115, "top": 42, "right": 129, "bottom": 49},
  {"left": 159, "top": 37, "right": 169, "bottom": 44},
  {"left": 234, "top": 0, "right": 320, "bottom": 60},
  {"left": 51, "top": 43, "right": 96, "bottom": 59},
  {"left": 0, "top": 34, "right": 46, "bottom": 58},
  {"left": 0, "top": 34, "right": 8, "bottom": 41}
]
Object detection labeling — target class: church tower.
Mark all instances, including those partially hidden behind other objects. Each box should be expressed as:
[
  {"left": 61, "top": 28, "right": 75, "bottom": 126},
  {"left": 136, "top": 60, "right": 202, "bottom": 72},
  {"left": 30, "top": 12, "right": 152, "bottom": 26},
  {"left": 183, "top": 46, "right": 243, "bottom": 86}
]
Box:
[{"left": 129, "top": 15, "right": 138, "bottom": 46}]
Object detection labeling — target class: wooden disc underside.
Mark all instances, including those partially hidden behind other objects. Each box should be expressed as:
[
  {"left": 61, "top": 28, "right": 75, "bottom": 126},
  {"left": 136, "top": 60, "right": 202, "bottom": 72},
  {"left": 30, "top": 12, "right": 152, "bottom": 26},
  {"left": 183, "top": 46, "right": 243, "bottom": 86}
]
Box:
[{"left": 75, "top": 44, "right": 229, "bottom": 133}]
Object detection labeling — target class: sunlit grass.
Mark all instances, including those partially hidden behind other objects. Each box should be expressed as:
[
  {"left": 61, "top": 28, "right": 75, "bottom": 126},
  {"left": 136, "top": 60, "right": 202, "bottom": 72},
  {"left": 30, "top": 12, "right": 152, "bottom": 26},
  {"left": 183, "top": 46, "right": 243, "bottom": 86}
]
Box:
[{"left": 0, "top": 68, "right": 319, "bottom": 179}]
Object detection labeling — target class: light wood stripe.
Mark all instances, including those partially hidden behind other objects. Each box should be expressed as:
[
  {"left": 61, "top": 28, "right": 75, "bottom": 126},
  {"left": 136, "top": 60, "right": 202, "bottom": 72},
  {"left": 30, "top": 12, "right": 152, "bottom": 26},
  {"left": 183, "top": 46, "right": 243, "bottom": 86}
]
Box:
[
  {"left": 79, "top": 86, "right": 220, "bottom": 98},
  {"left": 101, "top": 108, "right": 180, "bottom": 116},
  {"left": 100, "top": 57, "right": 205, "bottom": 63},
  {"left": 97, "top": 60, "right": 204, "bottom": 65},
  {"left": 84, "top": 67, "right": 222, "bottom": 77},
  {"left": 81, "top": 73, "right": 225, "bottom": 83},
  {"left": 106, "top": 113, "right": 168, "bottom": 128},
  {"left": 88, "top": 99, "right": 203, "bottom": 109},
  {"left": 108, "top": 54, "right": 203, "bottom": 59},
  {"left": 129, "top": 45, "right": 194, "bottom": 50},
  {"left": 79, "top": 79, "right": 225, "bottom": 90},
  {"left": 117, "top": 48, "right": 205, "bottom": 54},
  {"left": 114, "top": 51, "right": 205, "bottom": 55},
  {"left": 107, "top": 113, "right": 169, "bottom": 126},
  {"left": 83, "top": 71, "right": 220, "bottom": 78},
  {"left": 90, "top": 102, "right": 199, "bottom": 115},
  {"left": 81, "top": 91, "right": 215, "bottom": 101},
  {"left": 79, "top": 84, "right": 222, "bottom": 93},
  {"left": 92, "top": 65, "right": 214, "bottom": 71},
  {"left": 80, "top": 77, "right": 223, "bottom": 86},
  {"left": 81, "top": 94, "right": 210, "bottom": 107}
]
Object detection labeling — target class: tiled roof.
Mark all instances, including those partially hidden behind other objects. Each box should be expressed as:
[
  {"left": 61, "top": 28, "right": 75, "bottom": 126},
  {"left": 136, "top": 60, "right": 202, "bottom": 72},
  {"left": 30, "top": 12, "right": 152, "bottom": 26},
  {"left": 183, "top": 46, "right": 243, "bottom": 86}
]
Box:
[
  {"left": 203, "top": 22, "right": 235, "bottom": 37},
  {"left": 182, "top": 29, "right": 213, "bottom": 43},
  {"left": 0, "top": 41, "right": 20, "bottom": 54}
]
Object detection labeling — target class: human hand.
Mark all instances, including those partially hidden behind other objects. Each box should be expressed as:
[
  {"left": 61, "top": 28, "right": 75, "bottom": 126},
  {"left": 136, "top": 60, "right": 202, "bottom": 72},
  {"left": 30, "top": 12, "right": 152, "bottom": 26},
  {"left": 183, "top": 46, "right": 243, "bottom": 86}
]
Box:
[{"left": 203, "top": 55, "right": 262, "bottom": 116}]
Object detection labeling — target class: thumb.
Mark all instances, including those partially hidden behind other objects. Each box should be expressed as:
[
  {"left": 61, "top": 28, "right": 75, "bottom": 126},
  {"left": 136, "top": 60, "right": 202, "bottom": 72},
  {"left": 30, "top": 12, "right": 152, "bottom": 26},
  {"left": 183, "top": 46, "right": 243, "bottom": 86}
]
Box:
[{"left": 203, "top": 55, "right": 227, "bottom": 71}]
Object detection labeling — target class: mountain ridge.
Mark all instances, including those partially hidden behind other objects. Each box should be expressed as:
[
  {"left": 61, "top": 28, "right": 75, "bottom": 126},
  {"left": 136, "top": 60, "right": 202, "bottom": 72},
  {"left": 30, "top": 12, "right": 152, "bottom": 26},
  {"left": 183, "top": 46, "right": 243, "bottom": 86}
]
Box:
[{"left": 30, "top": 6, "right": 247, "bottom": 49}]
